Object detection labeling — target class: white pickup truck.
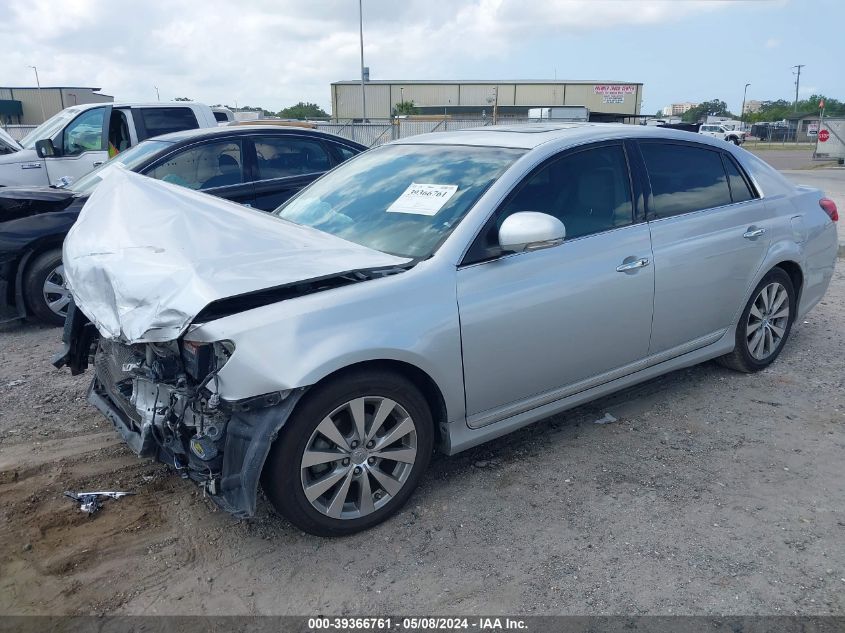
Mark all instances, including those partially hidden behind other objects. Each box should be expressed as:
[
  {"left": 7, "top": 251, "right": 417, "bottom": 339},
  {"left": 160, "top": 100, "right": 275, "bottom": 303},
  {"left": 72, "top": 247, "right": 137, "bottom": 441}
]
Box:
[
  {"left": 698, "top": 123, "right": 746, "bottom": 145},
  {"left": 0, "top": 102, "right": 218, "bottom": 187}
]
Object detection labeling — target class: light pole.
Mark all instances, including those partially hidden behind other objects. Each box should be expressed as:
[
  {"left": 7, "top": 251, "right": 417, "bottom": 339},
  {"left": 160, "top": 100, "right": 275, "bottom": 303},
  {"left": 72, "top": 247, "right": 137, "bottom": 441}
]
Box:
[
  {"left": 741, "top": 82, "right": 751, "bottom": 129},
  {"left": 154, "top": 86, "right": 160, "bottom": 101},
  {"left": 29, "top": 65, "right": 46, "bottom": 122},
  {"left": 358, "top": 0, "right": 367, "bottom": 122}
]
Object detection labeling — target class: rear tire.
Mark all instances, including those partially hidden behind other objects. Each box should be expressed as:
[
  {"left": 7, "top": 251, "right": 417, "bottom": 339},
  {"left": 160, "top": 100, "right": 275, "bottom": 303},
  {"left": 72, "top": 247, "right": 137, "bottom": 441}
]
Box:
[
  {"left": 22, "top": 249, "right": 69, "bottom": 326},
  {"left": 717, "top": 268, "right": 795, "bottom": 373},
  {"left": 262, "top": 369, "right": 433, "bottom": 536}
]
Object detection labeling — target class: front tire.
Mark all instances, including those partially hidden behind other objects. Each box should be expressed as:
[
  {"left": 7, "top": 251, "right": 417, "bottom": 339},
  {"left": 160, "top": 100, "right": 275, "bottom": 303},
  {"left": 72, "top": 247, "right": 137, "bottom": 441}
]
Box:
[
  {"left": 22, "top": 249, "right": 70, "bottom": 326},
  {"left": 717, "top": 268, "right": 795, "bottom": 373},
  {"left": 262, "top": 369, "right": 433, "bottom": 536}
]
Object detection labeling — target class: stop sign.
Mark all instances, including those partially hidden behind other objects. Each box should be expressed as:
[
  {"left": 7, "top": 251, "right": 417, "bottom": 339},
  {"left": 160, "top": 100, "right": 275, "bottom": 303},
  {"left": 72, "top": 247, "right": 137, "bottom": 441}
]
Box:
[{"left": 819, "top": 129, "right": 830, "bottom": 142}]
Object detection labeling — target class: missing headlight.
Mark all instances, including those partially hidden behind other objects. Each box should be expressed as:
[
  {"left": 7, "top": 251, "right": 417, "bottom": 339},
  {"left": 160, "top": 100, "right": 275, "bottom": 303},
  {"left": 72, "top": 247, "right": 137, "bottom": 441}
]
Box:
[{"left": 181, "top": 340, "right": 234, "bottom": 382}]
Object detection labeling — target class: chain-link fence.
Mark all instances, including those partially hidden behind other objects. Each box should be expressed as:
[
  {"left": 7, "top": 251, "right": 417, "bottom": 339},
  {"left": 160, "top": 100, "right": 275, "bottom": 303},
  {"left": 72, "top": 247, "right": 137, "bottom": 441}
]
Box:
[
  {"left": 2, "top": 125, "right": 36, "bottom": 141},
  {"left": 316, "top": 118, "right": 534, "bottom": 147}
]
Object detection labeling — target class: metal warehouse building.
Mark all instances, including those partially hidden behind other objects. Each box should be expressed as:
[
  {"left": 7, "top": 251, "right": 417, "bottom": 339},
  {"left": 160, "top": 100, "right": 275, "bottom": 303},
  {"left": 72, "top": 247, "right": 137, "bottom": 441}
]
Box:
[
  {"left": 331, "top": 80, "right": 643, "bottom": 121},
  {"left": 0, "top": 86, "right": 113, "bottom": 126}
]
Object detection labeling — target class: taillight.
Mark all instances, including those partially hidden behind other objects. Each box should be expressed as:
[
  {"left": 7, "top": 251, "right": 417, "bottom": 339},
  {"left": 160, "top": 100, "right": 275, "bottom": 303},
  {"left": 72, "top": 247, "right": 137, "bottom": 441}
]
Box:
[{"left": 819, "top": 197, "right": 838, "bottom": 222}]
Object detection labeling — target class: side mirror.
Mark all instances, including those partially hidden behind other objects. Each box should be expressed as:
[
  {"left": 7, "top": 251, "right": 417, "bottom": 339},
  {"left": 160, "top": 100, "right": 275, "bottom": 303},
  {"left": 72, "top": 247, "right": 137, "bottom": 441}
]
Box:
[
  {"left": 498, "top": 212, "right": 566, "bottom": 253},
  {"left": 35, "top": 138, "right": 57, "bottom": 158}
]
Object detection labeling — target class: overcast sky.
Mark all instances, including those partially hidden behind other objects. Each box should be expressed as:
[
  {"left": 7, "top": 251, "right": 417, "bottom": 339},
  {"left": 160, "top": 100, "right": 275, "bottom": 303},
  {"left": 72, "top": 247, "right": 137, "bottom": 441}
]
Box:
[{"left": 2, "top": 0, "right": 842, "bottom": 115}]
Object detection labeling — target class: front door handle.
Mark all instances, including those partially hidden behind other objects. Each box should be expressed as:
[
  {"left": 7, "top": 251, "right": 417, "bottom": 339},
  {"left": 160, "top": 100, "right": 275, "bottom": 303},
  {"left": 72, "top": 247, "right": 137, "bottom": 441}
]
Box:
[
  {"left": 743, "top": 227, "right": 766, "bottom": 239},
  {"left": 616, "top": 257, "right": 650, "bottom": 273},
  {"left": 93, "top": 161, "right": 104, "bottom": 167}
]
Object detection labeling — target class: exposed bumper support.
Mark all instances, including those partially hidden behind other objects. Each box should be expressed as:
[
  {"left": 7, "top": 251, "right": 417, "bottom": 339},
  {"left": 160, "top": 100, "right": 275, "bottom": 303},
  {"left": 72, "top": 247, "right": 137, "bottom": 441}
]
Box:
[{"left": 87, "top": 371, "right": 305, "bottom": 518}]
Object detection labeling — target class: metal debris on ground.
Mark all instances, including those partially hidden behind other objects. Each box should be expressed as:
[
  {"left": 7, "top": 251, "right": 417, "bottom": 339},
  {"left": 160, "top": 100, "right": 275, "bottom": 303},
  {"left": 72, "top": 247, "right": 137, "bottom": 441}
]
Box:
[
  {"left": 64, "top": 491, "right": 135, "bottom": 515},
  {"left": 593, "top": 413, "right": 618, "bottom": 425}
]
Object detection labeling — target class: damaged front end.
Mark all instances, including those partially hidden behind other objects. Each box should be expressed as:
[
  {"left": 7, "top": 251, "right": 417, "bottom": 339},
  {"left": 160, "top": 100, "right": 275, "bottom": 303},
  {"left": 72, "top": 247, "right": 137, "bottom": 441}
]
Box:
[{"left": 54, "top": 301, "right": 302, "bottom": 518}]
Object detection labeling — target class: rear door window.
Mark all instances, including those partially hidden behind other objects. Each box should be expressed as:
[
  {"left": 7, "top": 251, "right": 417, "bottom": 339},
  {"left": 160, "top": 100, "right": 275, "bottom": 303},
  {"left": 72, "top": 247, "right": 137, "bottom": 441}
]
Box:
[
  {"left": 640, "top": 142, "right": 732, "bottom": 218},
  {"left": 139, "top": 107, "right": 199, "bottom": 138},
  {"left": 254, "top": 137, "right": 332, "bottom": 180}
]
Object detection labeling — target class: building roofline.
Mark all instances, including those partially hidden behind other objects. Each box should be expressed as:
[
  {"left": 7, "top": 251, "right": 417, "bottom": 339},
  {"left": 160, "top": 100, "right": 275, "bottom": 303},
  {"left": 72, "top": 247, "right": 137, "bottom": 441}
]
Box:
[
  {"left": 0, "top": 86, "right": 106, "bottom": 90},
  {"left": 332, "top": 79, "right": 641, "bottom": 86}
]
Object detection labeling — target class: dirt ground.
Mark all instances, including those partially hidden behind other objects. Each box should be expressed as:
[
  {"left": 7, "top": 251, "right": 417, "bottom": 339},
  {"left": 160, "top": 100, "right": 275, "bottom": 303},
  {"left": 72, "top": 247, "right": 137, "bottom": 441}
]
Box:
[{"left": 2, "top": 176, "right": 844, "bottom": 617}]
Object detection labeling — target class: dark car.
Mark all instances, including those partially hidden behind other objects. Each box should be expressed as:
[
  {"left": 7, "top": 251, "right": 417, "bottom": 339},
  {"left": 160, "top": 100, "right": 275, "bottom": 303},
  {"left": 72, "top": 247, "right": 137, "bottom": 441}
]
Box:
[{"left": 0, "top": 125, "right": 365, "bottom": 325}]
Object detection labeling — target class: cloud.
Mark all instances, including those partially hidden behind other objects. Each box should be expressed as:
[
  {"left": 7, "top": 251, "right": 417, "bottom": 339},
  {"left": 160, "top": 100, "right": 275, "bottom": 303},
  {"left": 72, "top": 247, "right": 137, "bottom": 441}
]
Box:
[
  {"left": 765, "top": 37, "right": 781, "bottom": 48},
  {"left": 1, "top": 0, "right": 735, "bottom": 111}
]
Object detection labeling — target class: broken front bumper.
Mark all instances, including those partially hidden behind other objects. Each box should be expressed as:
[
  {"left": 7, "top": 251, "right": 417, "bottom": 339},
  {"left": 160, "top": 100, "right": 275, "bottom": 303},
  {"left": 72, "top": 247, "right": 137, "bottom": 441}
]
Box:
[{"left": 55, "top": 300, "right": 304, "bottom": 519}]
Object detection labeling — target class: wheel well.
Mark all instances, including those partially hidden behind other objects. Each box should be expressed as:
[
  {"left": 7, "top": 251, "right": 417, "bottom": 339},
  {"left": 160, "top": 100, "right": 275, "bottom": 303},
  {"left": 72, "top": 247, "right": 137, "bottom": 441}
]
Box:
[
  {"left": 308, "top": 360, "right": 448, "bottom": 448},
  {"left": 774, "top": 261, "right": 803, "bottom": 300},
  {"left": 18, "top": 241, "right": 64, "bottom": 309}
]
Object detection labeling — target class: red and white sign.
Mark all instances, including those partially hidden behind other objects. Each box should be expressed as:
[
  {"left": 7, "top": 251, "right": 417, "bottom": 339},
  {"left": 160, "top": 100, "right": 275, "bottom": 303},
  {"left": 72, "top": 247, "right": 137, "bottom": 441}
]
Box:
[
  {"left": 594, "top": 85, "right": 636, "bottom": 96},
  {"left": 818, "top": 129, "right": 830, "bottom": 142}
]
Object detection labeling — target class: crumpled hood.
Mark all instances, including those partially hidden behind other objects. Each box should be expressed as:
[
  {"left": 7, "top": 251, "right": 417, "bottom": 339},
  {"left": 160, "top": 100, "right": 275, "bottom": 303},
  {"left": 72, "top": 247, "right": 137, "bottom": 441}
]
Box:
[
  {"left": 63, "top": 170, "right": 410, "bottom": 343},
  {"left": 0, "top": 185, "right": 78, "bottom": 221}
]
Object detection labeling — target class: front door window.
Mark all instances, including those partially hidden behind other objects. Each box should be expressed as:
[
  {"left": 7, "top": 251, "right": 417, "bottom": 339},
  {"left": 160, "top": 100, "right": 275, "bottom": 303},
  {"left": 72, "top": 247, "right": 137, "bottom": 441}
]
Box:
[{"left": 62, "top": 108, "right": 105, "bottom": 156}]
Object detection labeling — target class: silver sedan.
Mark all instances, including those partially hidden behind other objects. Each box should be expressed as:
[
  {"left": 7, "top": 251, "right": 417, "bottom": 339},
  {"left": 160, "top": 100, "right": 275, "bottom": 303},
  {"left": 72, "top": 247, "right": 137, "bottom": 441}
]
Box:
[{"left": 58, "top": 123, "right": 839, "bottom": 536}]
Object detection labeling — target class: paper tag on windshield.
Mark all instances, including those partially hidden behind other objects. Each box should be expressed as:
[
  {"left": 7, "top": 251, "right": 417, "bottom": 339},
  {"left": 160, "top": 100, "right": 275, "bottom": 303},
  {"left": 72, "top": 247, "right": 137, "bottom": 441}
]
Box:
[{"left": 387, "top": 183, "right": 458, "bottom": 216}]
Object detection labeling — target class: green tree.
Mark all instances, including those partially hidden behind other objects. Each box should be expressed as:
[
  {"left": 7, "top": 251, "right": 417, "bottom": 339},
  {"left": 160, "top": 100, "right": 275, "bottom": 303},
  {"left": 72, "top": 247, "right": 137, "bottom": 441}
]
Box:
[
  {"left": 393, "top": 100, "right": 418, "bottom": 116},
  {"left": 745, "top": 95, "right": 845, "bottom": 123},
  {"left": 174, "top": 96, "right": 192, "bottom": 101},
  {"left": 681, "top": 99, "right": 736, "bottom": 123},
  {"left": 277, "top": 102, "right": 329, "bottom": 119}
]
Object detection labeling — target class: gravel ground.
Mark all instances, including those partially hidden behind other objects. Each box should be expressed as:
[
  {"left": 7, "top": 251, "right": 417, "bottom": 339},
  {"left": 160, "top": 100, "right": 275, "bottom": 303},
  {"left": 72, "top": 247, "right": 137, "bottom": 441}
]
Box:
[{"left": 1, "top": 174, "right": 843, "bottom": 617}]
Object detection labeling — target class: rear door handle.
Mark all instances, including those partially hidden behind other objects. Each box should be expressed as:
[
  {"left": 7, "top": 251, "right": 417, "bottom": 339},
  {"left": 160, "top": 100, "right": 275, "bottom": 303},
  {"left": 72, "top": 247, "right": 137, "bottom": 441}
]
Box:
[
  {"left": 616, "top": 257, "right": 650, "bottom": 272},
  {"left": 93, "top": 161, "right": 104, "bottom": 167},
  {"left": 743, "top": 227, "right": 766, "bottom": 239}
]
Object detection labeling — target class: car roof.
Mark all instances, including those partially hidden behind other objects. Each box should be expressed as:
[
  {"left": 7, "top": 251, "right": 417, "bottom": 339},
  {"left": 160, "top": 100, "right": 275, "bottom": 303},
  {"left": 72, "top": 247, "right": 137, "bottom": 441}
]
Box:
[
  {"left": 149, "top": 125, "right": 366, "bottom": 148},
  {"left": 393, "top": 122, "right": 731, "bottom": 150}
]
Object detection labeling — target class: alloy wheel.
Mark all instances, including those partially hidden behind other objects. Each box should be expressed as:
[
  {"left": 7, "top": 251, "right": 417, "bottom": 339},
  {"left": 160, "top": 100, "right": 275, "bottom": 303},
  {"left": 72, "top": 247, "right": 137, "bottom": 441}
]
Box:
[
  {"left": 746, "top": 282, "right": 789, "bottom": 360},
  {"left": 42, "top": 264, "right": 71, "bottom": 318},
  {"left": 300, "top": 396, "right": 418, "bottom": 520}
]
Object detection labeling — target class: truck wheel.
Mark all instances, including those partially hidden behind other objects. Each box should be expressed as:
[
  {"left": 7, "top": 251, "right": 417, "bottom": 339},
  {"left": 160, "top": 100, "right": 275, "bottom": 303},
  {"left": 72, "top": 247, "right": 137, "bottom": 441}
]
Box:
[{"left": 23, "top": 249, "right": 70, "bottom": 326}]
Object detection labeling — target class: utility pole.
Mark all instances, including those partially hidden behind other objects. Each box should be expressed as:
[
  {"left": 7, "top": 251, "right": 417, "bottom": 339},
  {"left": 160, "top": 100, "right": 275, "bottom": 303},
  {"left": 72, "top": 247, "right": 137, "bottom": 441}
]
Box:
[
  {"left": 358, "top": 0, "right": 367, "bottom": 122},
  {"left": 792, "top": 64, "right": 805, "bottom": 111},
  {"left": 741, "top": 82, "right": 751, "bottom": 128},
  {"left": 29, "top": 65, "right": 46, "bottom": 122}
]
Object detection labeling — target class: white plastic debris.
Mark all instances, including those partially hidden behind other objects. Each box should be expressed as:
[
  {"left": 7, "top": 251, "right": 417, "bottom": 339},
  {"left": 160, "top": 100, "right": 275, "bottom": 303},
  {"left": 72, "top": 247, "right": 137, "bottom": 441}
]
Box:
[
  {"left": 64, "top": 490, "right": 135, "bottom": 515},
  {"left": 593, "top": 413, "right": 618, "bottom": 425}
]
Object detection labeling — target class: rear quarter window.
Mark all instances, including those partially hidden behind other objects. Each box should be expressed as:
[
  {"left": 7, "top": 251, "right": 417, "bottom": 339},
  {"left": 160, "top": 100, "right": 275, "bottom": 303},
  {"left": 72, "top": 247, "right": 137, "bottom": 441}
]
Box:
[
  {"left": 723, "top": 154, "right": 755, "bottom": 202},
  {"left": 139, "top": 107, "right": 199, "bottom": 138}
]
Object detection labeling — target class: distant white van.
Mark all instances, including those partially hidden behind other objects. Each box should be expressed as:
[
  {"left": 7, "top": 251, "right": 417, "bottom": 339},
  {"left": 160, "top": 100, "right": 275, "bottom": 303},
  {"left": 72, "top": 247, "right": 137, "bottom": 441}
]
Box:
[{"left": 0, "top": 102, "right": 218, "bottom": 187}]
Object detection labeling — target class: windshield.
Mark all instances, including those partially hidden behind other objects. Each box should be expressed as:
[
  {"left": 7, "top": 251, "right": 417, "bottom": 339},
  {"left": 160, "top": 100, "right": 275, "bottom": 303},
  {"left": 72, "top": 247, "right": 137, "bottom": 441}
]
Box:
[
  {"left": 69, "top": 140, "right": 172, "bottom": 193},
  {"left": 274, "top": 144, "right": 524, "bottom": 258},
  {"left": 19, "top": 109, "right": 78, "bottom": 149}
]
